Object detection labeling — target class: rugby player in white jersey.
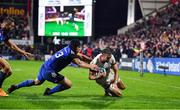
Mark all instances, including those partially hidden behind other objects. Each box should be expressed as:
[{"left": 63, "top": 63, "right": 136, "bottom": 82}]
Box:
[{"left": 89, "top": 48, "right": 126, "bottom": 97}]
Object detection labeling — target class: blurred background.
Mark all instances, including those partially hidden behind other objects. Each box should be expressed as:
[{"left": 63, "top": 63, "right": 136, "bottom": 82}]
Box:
[{"left": 0, "top": 0, "right": 179, "bottom": 75}]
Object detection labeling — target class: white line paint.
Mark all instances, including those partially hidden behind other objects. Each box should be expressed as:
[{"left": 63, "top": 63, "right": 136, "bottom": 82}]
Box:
[
  {"left": 0, "top": 98, "right": 180, "bottom": 104},
  {"left": 13, "top": 68, "right": 22, "bottom": 72},
  {"left": 121, "top": 76, "right": 180, "bottom": 89}
]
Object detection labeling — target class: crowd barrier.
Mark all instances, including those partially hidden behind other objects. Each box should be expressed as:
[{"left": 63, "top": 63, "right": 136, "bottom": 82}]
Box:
[{"left": 119, "top": 58, "right": 180, "bottom": 76}]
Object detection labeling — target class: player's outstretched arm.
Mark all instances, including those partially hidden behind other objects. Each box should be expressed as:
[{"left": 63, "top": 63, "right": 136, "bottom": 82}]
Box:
[
  {"left": 73, "top": 58, "right": 99, "bottom": 71},
  {"left": 77, "top": 53, "right": 92, "bottom": 62},
  {"left": 5, "top": 39, "right": 34, "bottom": 60}
]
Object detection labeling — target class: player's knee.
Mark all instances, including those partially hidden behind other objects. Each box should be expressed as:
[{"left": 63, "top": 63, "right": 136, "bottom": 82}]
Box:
[
  {"left": 4, "top": 67, "right": 12, "bottom": 77},
  {"left": 116, "top": 91, "right": 122, "bottom": 97},
  {"left": 65, "top": 81, "right": 72, "bottom": 89},
  {"left": 117, "top": 81, "right": 126, "bottom": 90},
  {"left": 121, "top": 85, "right": 126, "bottom": 90},
  {"left": 64, "top": 78, "right": 72, "bottom": 89},
  {"left": 89, "top": 76, "right": 94, "bottom": 80},
  {"left": 7, "top": 71, "right": 12, "bottom": 77},
  {"left": 66, "top": 81, "right": 72, "bottom": 89},
  {"left": 109, "top": 84, "right": 123, "bottom": 97},
  {"left": 34, "top": 80, "right": 43, "bottom": 85},
  {"left": 111, "top": 90, "right": 122, "bottom": 97}
]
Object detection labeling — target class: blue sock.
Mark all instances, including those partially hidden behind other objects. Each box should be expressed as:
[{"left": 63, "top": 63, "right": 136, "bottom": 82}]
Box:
[
  {"left": 49, "top": 84, "right": 65, "bottom": 94},
  {"left": 16, "top": 80, "right": 35, "bottom": 89},
  {"left": 0, "top": 71, "right": 6, "bottom": 88}
]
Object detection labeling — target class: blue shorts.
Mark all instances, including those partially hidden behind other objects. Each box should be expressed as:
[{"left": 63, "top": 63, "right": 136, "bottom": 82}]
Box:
[{"left": 37, "top": 64, "right": 65, "bottom": 83}]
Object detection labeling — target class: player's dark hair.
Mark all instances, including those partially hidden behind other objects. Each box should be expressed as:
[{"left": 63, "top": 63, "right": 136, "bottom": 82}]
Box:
[
  {"left": 69, "top": 39, "right": 81, "bottom": 50},
  {"left": 102, "top": 47, "right": 112, "bottom": 55},
  {"left": 3, "top": 17, "right": 14, "bottom": 25},
  {"left": 0, "top": 13, "right": 7, "bottom": 23}
]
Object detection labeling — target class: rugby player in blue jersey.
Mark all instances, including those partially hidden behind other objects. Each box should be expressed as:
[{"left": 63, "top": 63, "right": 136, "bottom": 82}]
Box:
[
  {"left": 0, "top": 17, "right": 33, "bottom": 96},
  {"left": 8, "top": 39, "right": 99, "bottom": 95}
]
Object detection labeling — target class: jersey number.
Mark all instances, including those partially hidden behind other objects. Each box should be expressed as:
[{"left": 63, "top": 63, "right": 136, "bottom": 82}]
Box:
[{"left": 55, "top": 52, "right": 64, "bottom": 58}]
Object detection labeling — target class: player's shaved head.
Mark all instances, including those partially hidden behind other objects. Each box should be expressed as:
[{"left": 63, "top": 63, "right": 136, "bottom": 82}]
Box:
[
  {"left": 102, "top": 47, "right": 112, "bottom": 55},
  {"left": 100, "top": 48, "right": 112, "bottom": 63}
]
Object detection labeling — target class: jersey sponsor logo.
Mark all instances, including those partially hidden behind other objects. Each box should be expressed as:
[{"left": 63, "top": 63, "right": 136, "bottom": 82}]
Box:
[{"left": 51, "top": 72, "right": 57, "bottom": 78}]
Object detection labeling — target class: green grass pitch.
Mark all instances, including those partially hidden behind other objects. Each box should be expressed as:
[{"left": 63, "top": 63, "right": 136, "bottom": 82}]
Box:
[
  {"left": 0, "top": 60, "right": 180, "bottom": 109},
  {"left": 45, "top": 21, "right": 84, "bottom": 36}
]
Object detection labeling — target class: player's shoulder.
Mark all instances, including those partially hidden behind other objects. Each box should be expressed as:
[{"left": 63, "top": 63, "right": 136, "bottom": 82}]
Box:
[
  {"left": 64, "top": 46, "right": 75, "bottom": 54},
  {"left": 109, "top": 54, "right": 116, "bottom": 64},
  {"left": 57, "top": 46, "right": 71, "bottom": 55},
  {"left": 111, "top": 54, "right": 115, "bottom": 59},
  {"left": 93, "top": 53, "right": 101, "bottom": 60},
  {"left": 62, "top": 46, "right": 70, "bottom": 52},
  {"left": 95, "top": 53, "right": 102, "bottom": 59},
  {"left": 90, "top": 54, "right": 102, "bottom": 64},
  {"left": 59, "top": 46, "right": 77, "bottom": 59}
]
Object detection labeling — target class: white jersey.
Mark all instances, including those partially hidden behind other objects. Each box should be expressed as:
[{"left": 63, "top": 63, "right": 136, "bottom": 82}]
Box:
[
  {"left": 90, "top": 54, "right": 118, "bottom": 89},
  {"left": 90, "top": 54, "right": 116, "bottom": 74}
]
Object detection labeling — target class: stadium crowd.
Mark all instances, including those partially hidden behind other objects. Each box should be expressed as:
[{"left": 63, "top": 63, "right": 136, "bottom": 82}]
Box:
[
  {"left": 87, "top": 1, "right": 180, "bottom": 60},
  {"left": 0, "top": 14, "right": 31, "bottom": 60},
  {"left": 0, "top": 14, "right": 30, "bottom": 40},
  {"left": 0, "top": 1, "right": 180, "bottom": 61}
]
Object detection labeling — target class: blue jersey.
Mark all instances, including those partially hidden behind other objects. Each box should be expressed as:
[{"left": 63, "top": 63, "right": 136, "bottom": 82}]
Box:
[
  {"left": 43, "top": 46, "right": 77, "bottom": 72},
  {"left": 0, "top": 28, "right": 9, "bottom": 43}
]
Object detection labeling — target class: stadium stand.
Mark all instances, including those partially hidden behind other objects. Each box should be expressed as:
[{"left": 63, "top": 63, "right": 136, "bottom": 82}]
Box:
[
  {"left": 0, "top": 1, "right": 179, "bottom": 61},
  {"left": 90, "top": 1, "right": 180, "bottom": 59}
]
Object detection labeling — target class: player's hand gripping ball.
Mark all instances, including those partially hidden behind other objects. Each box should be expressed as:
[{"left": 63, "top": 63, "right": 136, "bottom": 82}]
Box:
[{"left": 96, "top": 68, "right": 106, "bottom": 78}]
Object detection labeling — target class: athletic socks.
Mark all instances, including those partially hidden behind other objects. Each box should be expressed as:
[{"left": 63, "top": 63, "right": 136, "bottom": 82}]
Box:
[
  {"left": 49, "top": 84, "right": 66, "bottom": 94},
  {"left": 16, "top": 80, "right": 35, "bottom": 89}
]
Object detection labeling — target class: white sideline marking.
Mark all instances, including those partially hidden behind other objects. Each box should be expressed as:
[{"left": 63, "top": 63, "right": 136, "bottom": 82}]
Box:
[
  {"left": 121, "top": 76, "right": 180, "bottom": 89},
  {"left": 13, "top": 68, "right": 22, "bottom": 72},
  {"left": 0, "top": 98, "right": 180, "bottom": 104}
]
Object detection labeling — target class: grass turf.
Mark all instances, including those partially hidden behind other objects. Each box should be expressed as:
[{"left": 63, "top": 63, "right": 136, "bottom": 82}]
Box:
[{"left": 0, "top": 60, "right": 180, "bottom": 109}]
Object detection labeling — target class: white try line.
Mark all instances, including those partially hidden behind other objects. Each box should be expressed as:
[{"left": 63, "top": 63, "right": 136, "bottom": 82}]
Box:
[
  {"left": 0, "top": 98, "right": 180, "bottom": 104},
  {"left": 13, "top": 68, "right": 22, "bottom": 72},
  {"left": 121, "top": 76, "right": 180, "bottom": 90}
]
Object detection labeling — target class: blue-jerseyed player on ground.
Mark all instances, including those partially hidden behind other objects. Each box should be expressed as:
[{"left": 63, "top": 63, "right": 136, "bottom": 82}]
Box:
[
  {"left": 0, "top": 17, "right": 33, "bottom": 96},
  {"left": 8, "top": 39, "right": 99, "bottom": 95}
]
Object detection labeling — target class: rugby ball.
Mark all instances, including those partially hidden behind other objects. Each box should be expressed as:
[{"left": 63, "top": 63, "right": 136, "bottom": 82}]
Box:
[{"left": 95, "top": 68, "right": 106, "bottom": 78}]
